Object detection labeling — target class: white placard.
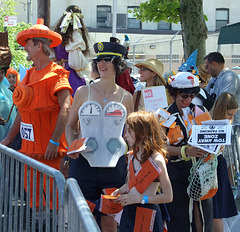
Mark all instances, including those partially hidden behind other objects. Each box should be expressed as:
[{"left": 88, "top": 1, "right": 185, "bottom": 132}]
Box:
[
  {"left": 142, "top": 86, "right": 168, "bottom": 112},
  {"left": 188, "top": 135, "right": 221, "bottom": 154},
  {"left": 4, "top": 16, "right": 17, "bottom": 27},
  {"left": 190, "top": 124, "right": 231, "bottom": 146},
  {"left": 20, "top": 122, "right": 35, "bottom": 142}
]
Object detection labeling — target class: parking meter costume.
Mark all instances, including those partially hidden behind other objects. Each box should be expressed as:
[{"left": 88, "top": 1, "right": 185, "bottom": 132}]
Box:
[
  {"left": 79, "top": 90, "right": 127, "bottom": 167},
  {"left": 68, "top": 41, "right": 129, "bottom": 210}
]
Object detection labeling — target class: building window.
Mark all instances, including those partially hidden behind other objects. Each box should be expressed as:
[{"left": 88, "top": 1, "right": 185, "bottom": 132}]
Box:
[
  {"left": 97, "top": 5, "right": 111, "bottom": 28},
  {"left": 216, "top": 8, "right": 229, "bottom": 30},
  {"left": 158, "top": 21, "right": 171, "bottom": 30},
  {"left": 156, "top": 54, "right": 179, "bottom": 63},
  {"left": 128, "top": 7, "right": 141, "bottom": 29},
  {"left": 232, "top": 55, "right": 240, "bottom": 63}
]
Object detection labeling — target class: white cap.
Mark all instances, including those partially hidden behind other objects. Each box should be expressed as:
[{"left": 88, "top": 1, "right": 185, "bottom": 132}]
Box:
[{"left": 168, "top": 72, "right": 199, "bottom": 89}]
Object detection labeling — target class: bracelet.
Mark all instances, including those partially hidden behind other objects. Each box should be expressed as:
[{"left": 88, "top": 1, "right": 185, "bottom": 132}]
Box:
[
  {"left": 49, "top": 139, "right": 60, "bottom": 146},
  {"left": 181, "top": 145, "right": 191, "bottom": 161},
  {"left": 143, "top": 195, "right": 148, "bottom": 204}
]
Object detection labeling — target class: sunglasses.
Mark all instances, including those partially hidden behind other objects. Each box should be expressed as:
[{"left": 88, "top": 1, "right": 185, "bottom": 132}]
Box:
[
  {"left": 179, "top": 92, "right": 196, "bottom": 99},
  {"left": 139, "top": 66, "right": 151, "bottom": 71},
  {"left": 94, "top": 56, "right": 116, "bottom": 63}
]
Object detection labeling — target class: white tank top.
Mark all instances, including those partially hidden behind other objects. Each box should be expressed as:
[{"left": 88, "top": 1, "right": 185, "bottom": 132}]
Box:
[{"left": 78, "top": 85, "right": 127, "bottom": 167}]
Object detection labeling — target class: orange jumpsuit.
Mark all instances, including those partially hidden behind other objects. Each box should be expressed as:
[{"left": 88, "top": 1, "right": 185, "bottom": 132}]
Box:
[{"left": 13, "top": 62, "right": 72, "bottom": 208}]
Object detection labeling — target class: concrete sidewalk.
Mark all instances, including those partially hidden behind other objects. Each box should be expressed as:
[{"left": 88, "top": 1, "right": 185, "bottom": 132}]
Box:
[{"left": 223, "top": 198, "right": 240, "bottom": 231}]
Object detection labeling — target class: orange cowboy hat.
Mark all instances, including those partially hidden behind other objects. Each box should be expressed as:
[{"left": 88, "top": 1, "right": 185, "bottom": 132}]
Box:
[{"left": 17, "top": 18, "right": 62, "bottom": 48}]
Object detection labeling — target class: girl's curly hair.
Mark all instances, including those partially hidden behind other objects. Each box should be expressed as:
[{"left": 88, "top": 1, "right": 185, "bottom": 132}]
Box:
[{"left": 126, "top": 111, "right": 168, "bottom": 164}]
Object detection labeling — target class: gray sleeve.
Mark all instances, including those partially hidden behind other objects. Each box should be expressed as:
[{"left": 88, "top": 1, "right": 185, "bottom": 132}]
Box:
[{"left": 221, "top": 71, "right": 239, "bottom": 95}]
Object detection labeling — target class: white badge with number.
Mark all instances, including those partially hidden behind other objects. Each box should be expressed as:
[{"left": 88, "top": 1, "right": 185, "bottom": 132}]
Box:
[{"left": 20, "top": 122, "right": 35, "bottom": 141}]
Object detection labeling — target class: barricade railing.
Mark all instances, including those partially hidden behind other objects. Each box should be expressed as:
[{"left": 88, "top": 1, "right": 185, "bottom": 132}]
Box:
[
  {"left": 230, "top": 125, "right": 240, "bottom": 198},
  {"left": 64, "top": 178, "right": 101, "bottom": 232},
  {"left": 0, "top": 144, "right": 100, "bottom": 232}
]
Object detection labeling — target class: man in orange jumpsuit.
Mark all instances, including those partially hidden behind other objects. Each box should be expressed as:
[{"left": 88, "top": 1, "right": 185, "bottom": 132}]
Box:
[{"left": 1, "top": 19, "right": 72, "bottom": 213}]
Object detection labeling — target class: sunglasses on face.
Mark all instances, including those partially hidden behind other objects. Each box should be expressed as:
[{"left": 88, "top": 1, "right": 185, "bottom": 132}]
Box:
[
  {"left": 139, "top": 66, "right": 151, "bottom": 71},
  {"left": 94, "top": 56, "right": 116, "bottom": 63},
  {"left": 179, "top": 92, "right": 197, "bottom": 99}
]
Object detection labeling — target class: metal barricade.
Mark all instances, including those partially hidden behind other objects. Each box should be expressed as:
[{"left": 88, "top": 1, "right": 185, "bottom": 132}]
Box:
[
  {"left": 0, "top": 144, "right": 100, "bottom": 232},
  {"left": 230, "top": 125, "right": 240, "bottom": 198},
  {"left": 64, "top": 178, "right": 100, "bottom": 232}
]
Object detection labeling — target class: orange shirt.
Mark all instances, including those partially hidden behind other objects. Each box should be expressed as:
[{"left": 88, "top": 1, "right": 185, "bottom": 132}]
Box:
[{"left": 13, "top": 62, "right": 72, "bottom": 159}]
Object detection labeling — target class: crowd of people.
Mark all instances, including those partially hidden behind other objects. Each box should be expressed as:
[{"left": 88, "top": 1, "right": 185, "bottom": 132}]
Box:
[{"left": 0, "top": 4, "right": 240, "bottom": 232}]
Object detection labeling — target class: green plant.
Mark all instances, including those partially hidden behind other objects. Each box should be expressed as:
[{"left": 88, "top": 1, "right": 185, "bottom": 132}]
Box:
[{"left": 0, "top": 0, "right": 32, "bottom": 70}]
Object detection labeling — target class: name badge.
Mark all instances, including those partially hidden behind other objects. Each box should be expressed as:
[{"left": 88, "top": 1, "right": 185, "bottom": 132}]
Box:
[{"left": 20, "top": 122, "right": 35, "bottom": 141}]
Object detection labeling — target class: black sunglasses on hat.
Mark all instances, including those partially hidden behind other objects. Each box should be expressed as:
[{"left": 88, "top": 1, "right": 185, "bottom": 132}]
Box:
[{"left": 93, "top": 56, "right": 117, "bottom": 63}]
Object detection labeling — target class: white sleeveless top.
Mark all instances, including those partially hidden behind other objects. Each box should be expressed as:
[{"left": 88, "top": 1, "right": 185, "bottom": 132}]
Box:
[{"left": 78, "top": 85, "right": 127, "bottom": 167}]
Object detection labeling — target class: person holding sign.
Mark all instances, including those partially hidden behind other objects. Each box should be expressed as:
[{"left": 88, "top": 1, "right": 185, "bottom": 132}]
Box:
[
  {"left": 65, "top": 38, "right": 133, "bottom": 232},
  {"left": 210, "top": 92, "right": 238, "bottom": 232},
  {"left": 157, "top": 71, "right": 213, "bottom": 232},
  {"left": 133, "top": 59, "right": 171, "bottom": 111},
  {"left": 112, "top": 111, "right": 172, "bottom": 232}
]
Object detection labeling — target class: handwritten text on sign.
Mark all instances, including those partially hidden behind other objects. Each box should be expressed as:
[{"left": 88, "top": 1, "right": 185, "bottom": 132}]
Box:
[{"left": 142, "top": 86, "right": 168, "bottom": 112}]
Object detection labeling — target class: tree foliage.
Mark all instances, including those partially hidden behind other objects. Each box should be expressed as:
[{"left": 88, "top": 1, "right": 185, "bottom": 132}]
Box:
[
  {"left": 0, "top": 0, "right": 32, "bottom": 69},
  {"left": 132, "top": 0, "right": 208, "bottom": 65},
  {"left": 132, "top": 0, "right": 181, "bottom": 24}
]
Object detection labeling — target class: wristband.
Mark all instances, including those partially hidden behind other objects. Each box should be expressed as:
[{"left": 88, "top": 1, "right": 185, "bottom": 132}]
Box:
[
  {"left": 49, "top": 139, "right": 60, "bottom": 146},
  {"left": 181, "top": 145, "right": 191, "bottom": 161},
  {"left": 141, "top": 195, "right": 148, "bottom": 204}
]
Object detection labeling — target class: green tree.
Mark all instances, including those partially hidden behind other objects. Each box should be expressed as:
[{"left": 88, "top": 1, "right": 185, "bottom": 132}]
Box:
[
  {"left": 0, "top": 0, "right": 32, "bottom": 70},
  {"left": 132, "top": 0, "right": 208, "bottom": 65}
]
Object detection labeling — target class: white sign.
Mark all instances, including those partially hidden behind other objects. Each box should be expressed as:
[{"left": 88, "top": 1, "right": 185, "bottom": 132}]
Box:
[
  {"left": 20, "top": 122, "right": 35, "bottom": 142},
  {"left": 4, "top": 16, "right": 17, "bottom": 27},
  {"left": 191, "top": 124, "right": 231, "bottom": 146},
  {"left": 142, "top": 86, "right": 168, "bottom": 112},
  {"left": 188, "top": 120, "right": 232, "bottom": 154},
  {"left": 188, "top": 135, "right": 221, "bottom": 154}
]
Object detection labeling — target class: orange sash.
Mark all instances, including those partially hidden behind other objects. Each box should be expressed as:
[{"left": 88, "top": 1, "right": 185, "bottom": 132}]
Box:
[
  {"left": 164, "top": 109, "right": 211, "bottom": 146},
  {"left": 134, "top": 207, "right": 156, "bottom": 232},
  {"left": 128, "top": 156, "right": 161, "bottom": 194}
]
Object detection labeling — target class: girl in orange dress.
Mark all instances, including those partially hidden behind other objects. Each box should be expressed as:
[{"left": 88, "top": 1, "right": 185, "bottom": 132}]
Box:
[{"left": 113, "top": 111, "right": 172, "bottom": 232}]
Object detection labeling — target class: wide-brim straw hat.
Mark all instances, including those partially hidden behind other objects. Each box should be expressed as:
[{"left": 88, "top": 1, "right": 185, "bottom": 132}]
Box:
[
  {"left": 17, "top": 18, "right": 62, "bottom": 48},
  {"left": 198, "top": 63, "right": 211, "bottom": 82},
  {"left": 134, "top": 59, "right": 166, "bottom": 85}
]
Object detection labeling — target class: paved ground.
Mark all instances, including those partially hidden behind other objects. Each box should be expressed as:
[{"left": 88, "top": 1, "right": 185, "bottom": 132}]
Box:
[{"left": 223, "top": 198, "right": 240, "bottom": 232}]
